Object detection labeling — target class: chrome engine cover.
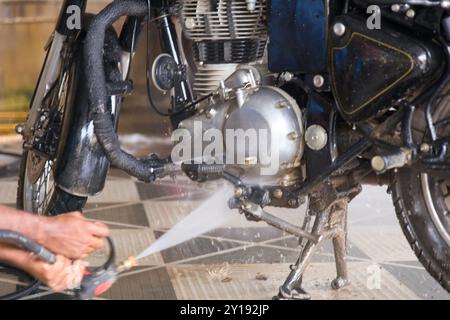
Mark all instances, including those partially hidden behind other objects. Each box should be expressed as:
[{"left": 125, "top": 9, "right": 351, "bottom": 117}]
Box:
[{"left": 177, "top": 67, "right": 304, "bottom": 186}]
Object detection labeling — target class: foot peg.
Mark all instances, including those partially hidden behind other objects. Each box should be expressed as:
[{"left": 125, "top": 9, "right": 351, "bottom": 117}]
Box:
[{"left": 371, "top": 148, "right": 412, "bottom": 173}]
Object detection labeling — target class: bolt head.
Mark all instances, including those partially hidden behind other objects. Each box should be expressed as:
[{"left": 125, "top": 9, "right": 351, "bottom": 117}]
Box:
[
  {"left": 185, "top": 17, "right": 196, "bottom": 29},
  {"left": 391, "top": 4, "right": 401, "bottom": 12},
  {"left": 235, "top": 187, "right": 244, "bottom": 197},
  {"left": 305, "top": 125, "right": 328, "bottom": 151},
  {"left": 313, "top": 75, "right": 325, "bottom": 88},
  {"left": 15, "top": 124, "right": 24, "bottom": 135},
  {"left": 420, "top": 143, "right": 431, "bottom": 153},
  {"left": 273, "top": 189, "right": 283, "bottom": 199},
  {"left": 281, "top": 72, "right": 293, "bottom": 82},
  {"left": 287, "top": 131, "right": 299, "bottom": 141},
  {"left": 406, "top": 9, "right": 415, "bottom": 18},
  {"left": 333, "top": 23, "right": 346, "bottom": 37}
]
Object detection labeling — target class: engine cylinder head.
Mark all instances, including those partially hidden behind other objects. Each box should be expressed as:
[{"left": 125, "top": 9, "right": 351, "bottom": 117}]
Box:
[{"left": 179, "top": 0, "right": 268, "bottom": 96}]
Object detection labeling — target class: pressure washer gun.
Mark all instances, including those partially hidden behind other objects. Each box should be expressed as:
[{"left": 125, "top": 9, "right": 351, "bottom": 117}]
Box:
[
  {"left": 0, "top": 230, "right": 138, "bottom": 300},
  {"left": 75, "top": 237, "right": 138, "bottom": 300}
]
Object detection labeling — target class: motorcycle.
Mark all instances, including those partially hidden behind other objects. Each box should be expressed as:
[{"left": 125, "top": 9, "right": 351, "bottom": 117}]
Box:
[{"left": 16, "top": 0, "right": 450, "bottom": 299}]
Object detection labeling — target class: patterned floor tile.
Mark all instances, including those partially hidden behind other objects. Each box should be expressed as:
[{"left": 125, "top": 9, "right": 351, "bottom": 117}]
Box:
[
  {"left": 347, "top": 186, "right": 397, "bottom": 226},
  {"left": 205, "top": 227, "right": 286, "bottom": 243},
  {"left": 348, "top": 226, "right": 417, "bottom": 263},
  {"left": 167, "top": 264, "right": 282, "bottom": 300},
  {"left": 266, "top": 237, "right": 370, "bottom": 263},
  {"left": 86, "top": 229, "right": 163, "bottom": 267},
  {"left": 84, "top": 203, "right": 149, "bottom": 228},
  {"left": 381, "top": 263, "right": 450, "bottom": 300},
  {"left": 187, "top": 245, "right": 299, "bottom": 265},
  {"left": 1, "top": 140, "right": 449, "bottom": 299},
  {"left": 143, "top": 200, "right": 200, "bottom": 230},
  {"left": 103, "top": 267, "right": 177, "bottom": 300},
  {"left": 302, "top": 261, "right": 421, "bottom": 300},
  {"left": 136, "top": 182, "right": 207, "bottom": 201},
  {"left": 168, "top": 261, "right": 421, "bottom": 300},
  {"left": 89, "top": 180, "right": 140, "bottom": 203},
  {"left": 155, "top": 231, "right": 244, "bottom": 264},
  {"left": 0, "top": 181, "right": 18, "bottom": 204}
]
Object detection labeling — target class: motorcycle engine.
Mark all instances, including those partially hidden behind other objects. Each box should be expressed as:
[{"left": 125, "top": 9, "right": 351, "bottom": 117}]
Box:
[
  {"left": 176, "top": 0, "right": 304, "bottom": 187},
  {"left": 177, "top": 67, "right": 304, "bottom": 186}
]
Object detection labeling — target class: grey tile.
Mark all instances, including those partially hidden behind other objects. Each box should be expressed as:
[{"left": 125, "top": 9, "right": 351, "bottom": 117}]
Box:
[
  {"left": 205, "top": 227, "right": 285, "bottom": 243},
  {"left": 155, "top": 231, "right": 242, "bottom": 263},
  {"left": 0, "top": 158, "right": 20, "bottom": 178},
  {"left": 381, "top": 263, "right": 450, "bottom": 300},
  {"left": 136, "top": 182, "right": 208, "bottom": 201},
  {"left": 348, "top": 186, "right": 397, "bottom": 226},
  {"left": 103, "top": 267, "right": 177, "bottom": 300},
  {"left": 85, "top": 203, "right": 149, "bottom": 228},
  {"left": 108, "top": 168, "right": 132, "bottom": 179},
  {"left": 267, "top": 237, "right": 371, "bottom": 262},
  {"left": 190, "top": 246, "right": 299, "bottom": 265}
]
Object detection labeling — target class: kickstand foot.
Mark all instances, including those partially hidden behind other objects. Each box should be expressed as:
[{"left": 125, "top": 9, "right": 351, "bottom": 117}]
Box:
[{"left": 274, "top": 286, "right": 311, "bottom": 300}]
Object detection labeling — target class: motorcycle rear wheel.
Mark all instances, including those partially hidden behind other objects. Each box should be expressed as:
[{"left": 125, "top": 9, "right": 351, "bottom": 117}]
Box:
[
  {"left": 391, "top": 75, "right": 450, "bottom": 292},
  {"left": 391, "top": 170, "right": 450, "bottom": 292}
]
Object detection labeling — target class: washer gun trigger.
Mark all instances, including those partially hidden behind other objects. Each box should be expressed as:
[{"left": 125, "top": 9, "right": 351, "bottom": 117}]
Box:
[{"left": 75, "top": 237, "right": 138, "bottom": 300}]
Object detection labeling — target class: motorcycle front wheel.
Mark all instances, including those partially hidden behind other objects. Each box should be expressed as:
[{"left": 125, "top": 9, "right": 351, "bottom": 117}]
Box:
[
  {"left": 16, "top": 40, "right": 87, "bottom": 215},
  {"left": 17, "top": 15, "right": 119, "bottom": 216}
]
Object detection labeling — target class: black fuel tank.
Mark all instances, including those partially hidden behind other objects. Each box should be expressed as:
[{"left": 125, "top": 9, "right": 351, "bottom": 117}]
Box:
[{"left": 329, "top": 15, "right": 445, "bottom": 122}]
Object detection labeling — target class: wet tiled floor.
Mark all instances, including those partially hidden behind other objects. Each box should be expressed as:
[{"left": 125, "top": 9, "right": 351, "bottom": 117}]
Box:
[{"left": 0, "top": 134, "right": 449, "bottom": 300}]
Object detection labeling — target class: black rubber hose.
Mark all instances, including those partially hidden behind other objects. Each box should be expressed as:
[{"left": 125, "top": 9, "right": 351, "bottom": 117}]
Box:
[
  {"left": 0, "top": 230, "right": 56, "bottom": 264},
  {"left": 84, "top": 0, "right": 158, "bottom": 182},
  {"left": 0, "top": 230, "right": 56, "bottom": 300},
  {"left": 0, "top": 280, "right": 40, "bottom": 300}
]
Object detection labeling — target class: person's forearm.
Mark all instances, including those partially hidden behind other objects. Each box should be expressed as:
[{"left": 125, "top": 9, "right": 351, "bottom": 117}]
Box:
[
  {"left": 0, "top": 242, "right": 32, "bottom": 271},
  {"left": 0, "top": 205, "right": 45, "bottom": 244}
]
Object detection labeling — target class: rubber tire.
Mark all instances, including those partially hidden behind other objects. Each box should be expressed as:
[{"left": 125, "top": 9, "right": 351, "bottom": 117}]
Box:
[
  {"left": 17, "top": 14, "right": 119, "bottom": 216},
  {"left": 391, "top": 170, "right": 450, "bottom": 292}
]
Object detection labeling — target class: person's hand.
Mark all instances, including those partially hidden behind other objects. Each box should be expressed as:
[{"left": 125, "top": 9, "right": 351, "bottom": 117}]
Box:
[
  {"left": 38, "top": 212, "right": 110, "bottom": 259},
  {"left": 25, "top": 254, "right": 88, "bottom": 292}
]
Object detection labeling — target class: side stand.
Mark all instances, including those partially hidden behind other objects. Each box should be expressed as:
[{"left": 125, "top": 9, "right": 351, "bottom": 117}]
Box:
[{"left": 276, "top": 198, "right": 350, "bottom": 300}]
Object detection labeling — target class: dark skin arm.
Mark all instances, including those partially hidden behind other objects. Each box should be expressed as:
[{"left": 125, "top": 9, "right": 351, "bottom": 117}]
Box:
[
  {"left": 0, "top": 243, "right": 88, "bottom": 292},
  {"left": 0, "top": 205, "right": 110, "bottom": 259}
]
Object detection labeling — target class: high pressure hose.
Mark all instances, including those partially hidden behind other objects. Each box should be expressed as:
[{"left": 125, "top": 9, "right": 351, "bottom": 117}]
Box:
[
  {"left": 84, "top": 0, "right": 163, "bottom": 183},
  {"left": 0, "top": 230, "right": 56, "bottom": 264},
  {"left": 0, "top": 230, "right": 56, "bottom": 300}
]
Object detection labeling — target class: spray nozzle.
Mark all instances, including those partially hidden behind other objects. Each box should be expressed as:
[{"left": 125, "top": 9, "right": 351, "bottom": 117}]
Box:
[{"left": 116, "top": 256, "right": 139, "bottom": 273}]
